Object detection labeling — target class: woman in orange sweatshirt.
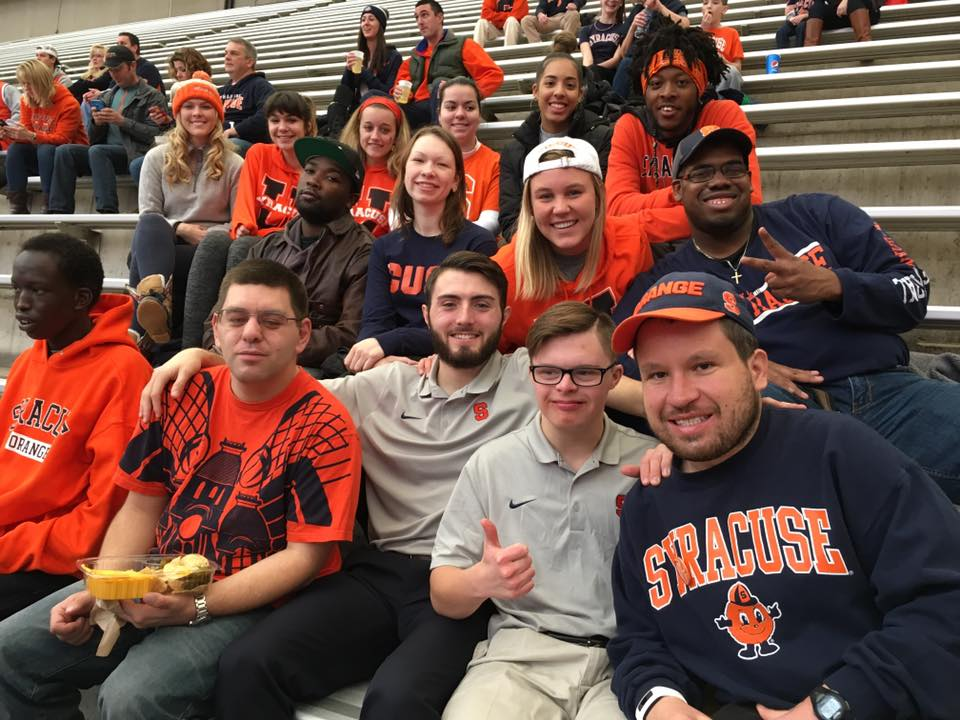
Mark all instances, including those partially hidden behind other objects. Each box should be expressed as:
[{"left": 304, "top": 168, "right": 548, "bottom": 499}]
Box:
[
  {"left": 494, "top": 137, "right": 689, "bottom": 352},
  {"left": 0, "top": 233, "right": 151, "bottom": 619},
  {"left": 2, "top": 59, "right": 88, "bottom": 214}
]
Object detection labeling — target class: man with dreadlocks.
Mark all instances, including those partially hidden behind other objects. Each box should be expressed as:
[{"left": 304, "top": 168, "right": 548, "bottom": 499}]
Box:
[{"left": 604, "top": 20, "right": 761, "bottom": 227}]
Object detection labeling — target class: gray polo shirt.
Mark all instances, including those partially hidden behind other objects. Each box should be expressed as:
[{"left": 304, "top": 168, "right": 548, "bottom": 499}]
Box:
[
  {"left": 432, "top": 414, "right": 656, "bottom": 639},
  {"left": 323, "top": 349, "right": 535, "bottom": 556}
]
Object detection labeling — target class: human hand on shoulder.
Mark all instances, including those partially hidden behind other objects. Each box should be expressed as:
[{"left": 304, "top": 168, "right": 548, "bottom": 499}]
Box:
[
  {"left": 470, "top": 518, "right": 535, "bottom": 600},
  {"left": 50, "top": 591, "right": 96, "bottom": 645},
  {"left": 345, "top": 338, "right": 386, "bottom": 373},
  {"left": 139, "top": 348, "right": 219, "bottom": 424},
  {"left": 374, "top": 355, "right": 418, "bottom": 368},
  {"left": 740, "top": 227, "right": 843, "bottom": 304},
  {"left": 647, "top": 697, "right": 710, "bottom": 720},
  {"left": 621, "top": 443, "right": 673, "bottom": 487}
]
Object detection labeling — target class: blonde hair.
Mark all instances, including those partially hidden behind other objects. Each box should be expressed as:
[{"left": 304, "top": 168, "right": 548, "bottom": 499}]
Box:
[
  {"left": 16, "top": 59, "right": 56, "bottom": 108},
  {"left": 163, "top": 118, "right": 234, "bottom": 185},
  {"left": 81, "top": 44, "right": 108, "bottom": 81},
  {"left": 514, "top": 163, "right": 605, "bottom": 301},
  {"left": 339, "top": 101, "right": 411, "bottom": 178},
  {"left": 391, "top": 126, "right": 466, "bottom": 247}
]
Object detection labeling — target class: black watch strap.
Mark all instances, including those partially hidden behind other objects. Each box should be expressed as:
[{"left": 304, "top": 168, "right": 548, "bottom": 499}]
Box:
[{"left": 810, "top": 685, "right": 853, "bottom": 720}]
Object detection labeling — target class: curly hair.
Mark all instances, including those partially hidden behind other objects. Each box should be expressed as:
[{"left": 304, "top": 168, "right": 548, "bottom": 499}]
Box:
[
  {"left": 629, "top": 17, "right": 728, "bottom": 96},
  {"left": 168, "top": 47, "right": 212, "bottom": 81},
  {"left": 163, "top": 118, "right": 234, "bottom": 185}
]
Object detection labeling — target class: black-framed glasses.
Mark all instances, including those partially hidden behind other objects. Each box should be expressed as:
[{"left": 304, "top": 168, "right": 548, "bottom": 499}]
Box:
[
  {"left": 529, "top": 363, "right": 618, "bottom": 387},
  {"left": 218, "top": 308, "right": 301, "bottom": 331},
  {"left": 680, "top": 162, "right": 750, "bottom": 184}
]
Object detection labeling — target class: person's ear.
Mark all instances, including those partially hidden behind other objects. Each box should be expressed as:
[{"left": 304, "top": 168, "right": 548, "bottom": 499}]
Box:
[
  {"left": 748, "top": 348, "right": 768, "bottom": 391},
  {"left": 74, "top": 287, "right": 93, "bottom": 313},
  {"left": 672, "top": 178, "right": 683, "bottom": 203}
]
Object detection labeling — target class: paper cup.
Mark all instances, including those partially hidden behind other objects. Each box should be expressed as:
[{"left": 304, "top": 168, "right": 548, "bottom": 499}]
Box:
[
  {"left": 348, "top": 52, "right": 363, "bottom": 74},
  {"left": 397, "top": 80, "right": 413, "bottom": 104}
]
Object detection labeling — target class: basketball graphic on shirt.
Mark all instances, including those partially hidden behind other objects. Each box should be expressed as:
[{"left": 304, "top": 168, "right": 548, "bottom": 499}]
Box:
[{"left": 714, "top": 581, "right": 781, "bottom": 660}]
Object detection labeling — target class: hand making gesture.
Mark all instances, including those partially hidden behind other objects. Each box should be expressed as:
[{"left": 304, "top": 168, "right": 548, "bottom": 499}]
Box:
[{"left": 740, "top": 227, "right": 842, "bottom": 304}]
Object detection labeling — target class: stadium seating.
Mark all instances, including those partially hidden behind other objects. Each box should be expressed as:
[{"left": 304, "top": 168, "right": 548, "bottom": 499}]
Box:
[{"left": 0, "top": 0, "right": 956, "bottom": 710}]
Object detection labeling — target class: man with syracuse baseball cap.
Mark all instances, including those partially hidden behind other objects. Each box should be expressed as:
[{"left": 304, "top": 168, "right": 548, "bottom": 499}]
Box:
[
  {"left": 607, "top": 270, "right": 960, "bottom": 720},
  {"left": 614, "top": 123, "right": 960, "bottom": 504},
  {"left": 195, "top": 135, "right": 374, "bottom": 374}
]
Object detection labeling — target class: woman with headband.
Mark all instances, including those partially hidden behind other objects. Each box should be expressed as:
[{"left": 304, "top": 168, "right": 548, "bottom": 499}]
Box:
[
  {"left": 339, "top": 94, "right": 410, "bottom": 237},
  {"left": 605, "top": 21, "right": 762, "bottom": 226}
]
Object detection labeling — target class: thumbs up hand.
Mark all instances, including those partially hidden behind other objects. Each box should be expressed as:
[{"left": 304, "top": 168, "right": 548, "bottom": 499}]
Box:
[{"left": 475, "top": 518, "right": 535, "bottom": 600}]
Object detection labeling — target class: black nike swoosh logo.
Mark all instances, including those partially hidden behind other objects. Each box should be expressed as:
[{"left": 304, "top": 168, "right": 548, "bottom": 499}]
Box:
[
  {"left": 508, "top": 498, "right": 536, "bottom": 509},
  {"left": 400, "top": 411, "right": 422, "bottom": 420}
]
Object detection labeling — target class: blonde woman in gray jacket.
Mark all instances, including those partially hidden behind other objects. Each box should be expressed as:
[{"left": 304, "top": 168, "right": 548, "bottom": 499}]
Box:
[{"left": 127, "top": 73, "right": 243, "bottom": 353}]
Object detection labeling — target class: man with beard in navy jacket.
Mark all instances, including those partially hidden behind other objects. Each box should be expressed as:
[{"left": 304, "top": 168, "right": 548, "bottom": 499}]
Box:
[{"left": 614, "top": 126, "right": 960, "bottom": 504}]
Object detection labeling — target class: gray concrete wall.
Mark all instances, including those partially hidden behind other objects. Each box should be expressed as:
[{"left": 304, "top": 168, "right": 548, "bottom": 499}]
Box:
[{"left": 0, "top": 0, "right": 290, "bottom": 43}]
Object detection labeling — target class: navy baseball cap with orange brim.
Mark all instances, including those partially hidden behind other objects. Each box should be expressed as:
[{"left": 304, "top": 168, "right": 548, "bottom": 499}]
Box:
[{"left": 611, "top": 272, "right": 755, "bottom": 354}]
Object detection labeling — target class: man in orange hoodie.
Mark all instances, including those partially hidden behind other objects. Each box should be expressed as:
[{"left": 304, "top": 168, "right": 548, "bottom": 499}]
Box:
[
  {"left": 0, "top": 233, "right": 152, "bottom": 619},
  {"left": 605, "top": 21, "right": 762, "bottom": 237}
]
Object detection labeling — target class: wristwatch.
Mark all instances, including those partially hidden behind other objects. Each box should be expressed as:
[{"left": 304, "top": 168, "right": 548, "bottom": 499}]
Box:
[
  {"left": 188, "top": 594, "right": 209, "bottom": 626},
  {"left": 810, "top": 685, "right": 853, "bottom": 720}
]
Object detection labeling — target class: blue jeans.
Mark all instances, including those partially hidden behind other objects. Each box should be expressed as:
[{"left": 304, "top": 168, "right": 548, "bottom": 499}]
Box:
[
  {"left": 0, "top": 581, "right": 267, "bottom": 720},
  {"left": 775, "top": 19, "right": 807, "bottom": 48},
  {"left": 229, "top": 138, "right": 253, "bottom": 157},
  {"left": 129, "top": 154, "right": 145, "bottom": 187},
  {"left": 613, "top": 49, "right": 635, "bottom": 99},
  {"left": 5, "top": 142, "right": 57, "bottom": 195},
  {"left": 48, "top": 143, "right": 131, "bottom": 213},
  {"left": 765, "top": 368, "right": 960, "bottom": 502}
]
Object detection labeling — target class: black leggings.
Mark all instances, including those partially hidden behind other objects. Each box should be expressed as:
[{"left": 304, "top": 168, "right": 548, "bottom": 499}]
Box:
[{"left": 128, "top": 212, "right": 198, "bottom": 337}]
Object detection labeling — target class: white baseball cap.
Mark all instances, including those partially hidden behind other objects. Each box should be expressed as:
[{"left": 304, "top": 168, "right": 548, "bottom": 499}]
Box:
[
  {"left": 522, "top": 137, "right": 602, "bottom": 184},
  {"left": 35, "top": 45, "right": 59, "bottom": 61}
]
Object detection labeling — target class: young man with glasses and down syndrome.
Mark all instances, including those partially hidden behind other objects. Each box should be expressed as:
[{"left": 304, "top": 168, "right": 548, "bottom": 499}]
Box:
[{"left": 431, "top": 301, "right": 659, "bottom": 719}]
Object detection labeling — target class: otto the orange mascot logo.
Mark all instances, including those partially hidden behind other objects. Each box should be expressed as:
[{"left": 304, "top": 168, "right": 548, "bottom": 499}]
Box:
[{"left": 714, "top": 582, "right": 781, "bottom": 660}]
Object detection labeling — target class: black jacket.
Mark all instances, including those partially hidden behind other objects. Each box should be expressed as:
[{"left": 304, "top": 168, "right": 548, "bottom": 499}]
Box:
[{"left": 497, "top": 107, "right": 613, "bottom": 240}]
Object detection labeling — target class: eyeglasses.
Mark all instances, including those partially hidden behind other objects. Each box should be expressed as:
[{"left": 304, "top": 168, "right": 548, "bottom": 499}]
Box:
[
  {"left": 680, "top": 162, "right": 750, "bottom": 184},
  {"left": 529, "top": 363, "right": 618, "bottom": 387},
  {"left": 218, "top": 308, "right": 301, "bottom": 331}
]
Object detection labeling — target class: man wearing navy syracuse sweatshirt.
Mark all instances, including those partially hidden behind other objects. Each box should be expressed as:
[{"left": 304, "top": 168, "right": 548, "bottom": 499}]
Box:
[
  {"left": 608, "top": 271, "right": 960, "bottom": 720},
  {"left": 614, "top": 126, "right": 960, "bottom": 503}
]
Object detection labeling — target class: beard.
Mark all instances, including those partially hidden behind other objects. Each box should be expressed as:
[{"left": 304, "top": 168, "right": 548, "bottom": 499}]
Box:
[
  {"left": 430, "top": 325, "right": 502, "bottom": 370},
  {"left": 651, "top": 374, "right": 761, "bottom": 467},
  {"left": 295, "top": 196, "right": 347, "bottom": 226}
]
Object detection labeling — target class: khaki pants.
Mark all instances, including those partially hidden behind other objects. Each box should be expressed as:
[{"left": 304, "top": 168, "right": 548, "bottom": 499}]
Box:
[
  {"left": 473, "top": 16, "right": 523, "bottom": 45},
  {"left": 442, "top": 627, "right": 621, "bottom": 720},
  {"left": 520, "top": 10, "right": 580, "bottom": 44}
]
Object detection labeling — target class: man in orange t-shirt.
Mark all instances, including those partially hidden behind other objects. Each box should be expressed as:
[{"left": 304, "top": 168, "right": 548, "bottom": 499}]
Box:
[{"left": 0, "top": 260, "right": 362, "bottom": 718}]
